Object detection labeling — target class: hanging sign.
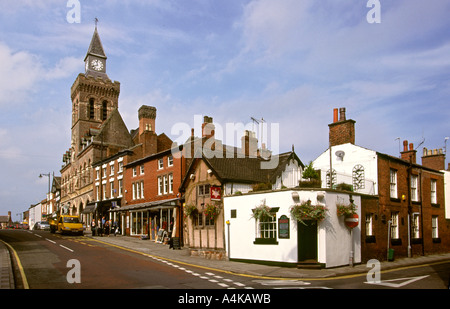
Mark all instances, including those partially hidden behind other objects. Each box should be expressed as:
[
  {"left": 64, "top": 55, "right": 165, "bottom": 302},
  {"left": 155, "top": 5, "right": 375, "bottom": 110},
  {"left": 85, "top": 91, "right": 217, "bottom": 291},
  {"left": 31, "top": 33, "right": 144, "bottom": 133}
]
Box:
[{"left": 210, "top": 186, "right": 222, "bottom": 201}]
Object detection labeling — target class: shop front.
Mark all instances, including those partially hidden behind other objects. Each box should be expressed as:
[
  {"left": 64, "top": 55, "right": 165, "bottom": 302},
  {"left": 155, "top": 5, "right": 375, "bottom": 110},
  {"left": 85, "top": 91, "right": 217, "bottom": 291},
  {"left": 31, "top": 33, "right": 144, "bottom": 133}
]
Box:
[{"left": 112, "top": 198, "right": 181, "bottom": 241}]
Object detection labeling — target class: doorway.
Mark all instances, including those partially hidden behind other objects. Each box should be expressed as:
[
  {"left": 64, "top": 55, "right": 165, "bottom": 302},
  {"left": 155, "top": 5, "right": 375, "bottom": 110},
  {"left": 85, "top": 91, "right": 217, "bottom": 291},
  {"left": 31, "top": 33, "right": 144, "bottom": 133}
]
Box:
[{"left": 297, "top": 220, "right": 318, "bottom": 262}]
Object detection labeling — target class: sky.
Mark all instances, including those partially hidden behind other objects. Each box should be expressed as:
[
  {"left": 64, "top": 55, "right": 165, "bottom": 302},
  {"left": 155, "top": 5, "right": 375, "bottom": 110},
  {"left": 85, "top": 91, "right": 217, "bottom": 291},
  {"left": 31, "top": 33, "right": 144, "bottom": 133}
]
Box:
[{"left": 1, "top": 0, "right": 449, "bottom": 220}]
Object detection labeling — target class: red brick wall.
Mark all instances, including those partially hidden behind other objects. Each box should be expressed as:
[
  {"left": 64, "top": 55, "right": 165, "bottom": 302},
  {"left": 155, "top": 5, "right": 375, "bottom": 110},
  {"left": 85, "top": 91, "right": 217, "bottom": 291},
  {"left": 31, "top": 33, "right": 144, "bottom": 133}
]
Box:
[
  {"left": 361, "top": 154, "right": 449, "bottom": 262},
  {"left": 328, "top": 120, "right": 356, "bottom": 147}
]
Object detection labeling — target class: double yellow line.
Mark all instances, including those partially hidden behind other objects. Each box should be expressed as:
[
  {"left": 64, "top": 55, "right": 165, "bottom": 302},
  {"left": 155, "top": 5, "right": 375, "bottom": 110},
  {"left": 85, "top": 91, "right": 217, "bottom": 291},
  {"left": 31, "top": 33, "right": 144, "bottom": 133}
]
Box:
[{"left": 0, "top": 239, "right": 29, "bottom": 289}]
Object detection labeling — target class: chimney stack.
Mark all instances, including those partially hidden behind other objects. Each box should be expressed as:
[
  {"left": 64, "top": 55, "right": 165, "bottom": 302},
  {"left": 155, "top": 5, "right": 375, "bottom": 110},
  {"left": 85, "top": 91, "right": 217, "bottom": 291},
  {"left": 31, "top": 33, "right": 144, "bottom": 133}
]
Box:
[
  {"left": 422, "top": 147, "right": 445, "bottom": 170},
  {"left": 400, "top": 140, "right": 416, "bottom": 163},
  {"left": 328, "top": 107, "right": 356, "bottom": 147},
  {"left": 138, "top": 105, "right": 157, "bottom": 156},
  {"left": 138, "top": 105, "right": 156, "bottom": 136},
  {"left": 241, "top": 130, "right": 258, "bottom": 158},
  {"left": 202, "top": 116, "right": 215, "bottom": 140}
]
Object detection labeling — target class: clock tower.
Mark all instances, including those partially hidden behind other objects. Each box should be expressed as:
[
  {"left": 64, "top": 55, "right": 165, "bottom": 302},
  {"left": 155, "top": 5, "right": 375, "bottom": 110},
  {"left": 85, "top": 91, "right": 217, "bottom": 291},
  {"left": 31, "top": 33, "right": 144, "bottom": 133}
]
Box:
[
  {"left": 84, "top": 24, "right": 108, "bottom": 79},
  {"left": 69, "top": 24, "right": 120, "bottom": 155}
]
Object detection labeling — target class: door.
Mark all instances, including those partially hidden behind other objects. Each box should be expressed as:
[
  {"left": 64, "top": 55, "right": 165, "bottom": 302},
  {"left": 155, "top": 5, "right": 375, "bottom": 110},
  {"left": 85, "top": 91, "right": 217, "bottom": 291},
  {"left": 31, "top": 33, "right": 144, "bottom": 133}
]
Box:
[{"left": 297, "top": 220, "right": 318, "bottom": 262}]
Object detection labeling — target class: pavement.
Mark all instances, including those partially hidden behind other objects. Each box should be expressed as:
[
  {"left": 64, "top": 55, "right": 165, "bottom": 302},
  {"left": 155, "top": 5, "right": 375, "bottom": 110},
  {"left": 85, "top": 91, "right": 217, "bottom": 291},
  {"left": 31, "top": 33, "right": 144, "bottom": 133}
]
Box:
[{"left": 1, "top": 231, "right": 450, "bottom": 289}]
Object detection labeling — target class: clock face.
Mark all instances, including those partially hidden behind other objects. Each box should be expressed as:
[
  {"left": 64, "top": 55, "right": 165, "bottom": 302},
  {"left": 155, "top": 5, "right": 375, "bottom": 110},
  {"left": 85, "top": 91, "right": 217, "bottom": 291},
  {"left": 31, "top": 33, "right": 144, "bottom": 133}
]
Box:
[{"left": 91, "top": 59, "right": 104, "bottom": 71}]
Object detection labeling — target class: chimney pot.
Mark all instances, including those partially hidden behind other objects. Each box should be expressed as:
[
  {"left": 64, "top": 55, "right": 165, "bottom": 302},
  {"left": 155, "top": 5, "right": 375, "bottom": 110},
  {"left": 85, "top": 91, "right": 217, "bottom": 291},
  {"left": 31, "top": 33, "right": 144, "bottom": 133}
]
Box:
[
  {"left": 409, "top": 143, "right": 414, "bottom": 151},
  {"left": 333, "top": 108, "right": 338, "bottom": 123},
  {"left": 339, "top": 107, "right": 346, "bottom": 121},
  {"left": 403, "top": 140, "right": 408, "bottom": 152}
]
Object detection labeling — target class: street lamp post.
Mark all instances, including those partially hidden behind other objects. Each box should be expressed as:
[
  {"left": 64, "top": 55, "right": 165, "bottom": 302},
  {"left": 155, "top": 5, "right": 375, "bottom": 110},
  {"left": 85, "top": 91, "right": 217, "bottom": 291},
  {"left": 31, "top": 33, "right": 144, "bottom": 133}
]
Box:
[{"left": 39, "top": 172, "right": 51, "bottom": 214}]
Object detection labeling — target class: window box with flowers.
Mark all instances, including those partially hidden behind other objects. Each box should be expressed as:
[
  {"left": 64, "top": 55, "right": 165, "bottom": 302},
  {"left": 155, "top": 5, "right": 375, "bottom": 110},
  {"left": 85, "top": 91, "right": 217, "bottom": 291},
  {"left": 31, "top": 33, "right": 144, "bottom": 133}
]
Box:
[{"left": 290, "top": 200, "right": 328, "bottom": 226}]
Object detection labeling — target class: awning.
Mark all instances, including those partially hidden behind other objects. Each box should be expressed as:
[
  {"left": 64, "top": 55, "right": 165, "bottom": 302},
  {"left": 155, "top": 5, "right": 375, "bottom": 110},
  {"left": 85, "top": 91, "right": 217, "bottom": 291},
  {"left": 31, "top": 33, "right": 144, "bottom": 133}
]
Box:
[
  {"left": 109, "top": 198, "right": 180, "bottom": 212},
  {"left": 81, "top": 203, "right": 97, "bottom": 214}
]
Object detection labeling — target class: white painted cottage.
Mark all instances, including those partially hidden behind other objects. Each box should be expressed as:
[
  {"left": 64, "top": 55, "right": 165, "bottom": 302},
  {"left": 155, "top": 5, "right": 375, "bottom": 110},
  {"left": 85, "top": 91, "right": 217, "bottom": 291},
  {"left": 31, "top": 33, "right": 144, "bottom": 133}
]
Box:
[{"left": 223, "top": 189, "right": 361, "bottom": 268}]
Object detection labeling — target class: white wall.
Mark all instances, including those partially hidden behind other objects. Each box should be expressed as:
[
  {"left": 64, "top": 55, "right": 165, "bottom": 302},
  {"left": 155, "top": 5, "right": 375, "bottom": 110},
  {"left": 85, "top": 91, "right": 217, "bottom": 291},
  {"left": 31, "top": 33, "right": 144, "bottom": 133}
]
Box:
[
  {"left": 313, "top": 143, "right": 378, "bottom": 195},
  {"left": 273, "top": 159, "right": 303, "bottom": 189},
  {"left": 444, "top": 170, "right": 450, "bottom": 219},
  {"left": 223, "top": 189, "right": 361, "bottom": 268}
]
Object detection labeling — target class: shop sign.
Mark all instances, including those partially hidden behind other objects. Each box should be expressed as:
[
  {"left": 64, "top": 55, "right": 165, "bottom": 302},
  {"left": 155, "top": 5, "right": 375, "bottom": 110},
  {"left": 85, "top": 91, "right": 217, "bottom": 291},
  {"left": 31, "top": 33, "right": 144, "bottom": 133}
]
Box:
[{"left": 278, "top": 215, "right": 290, "bottom": 239}]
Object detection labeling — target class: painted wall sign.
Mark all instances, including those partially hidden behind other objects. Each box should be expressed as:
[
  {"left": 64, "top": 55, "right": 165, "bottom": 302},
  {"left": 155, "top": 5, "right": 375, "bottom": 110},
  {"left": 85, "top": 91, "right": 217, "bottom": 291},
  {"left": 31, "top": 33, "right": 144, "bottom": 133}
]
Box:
[{"left": 278, "top": 215, "right": 290, "bottom": 239}]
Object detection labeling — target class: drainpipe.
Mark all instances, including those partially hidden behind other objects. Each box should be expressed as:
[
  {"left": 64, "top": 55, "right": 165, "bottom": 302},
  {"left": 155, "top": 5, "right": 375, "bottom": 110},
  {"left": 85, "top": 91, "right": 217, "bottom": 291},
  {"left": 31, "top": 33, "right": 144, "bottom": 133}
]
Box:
[
  {"left": 387, "top": 220, "right": 391, "bottom": 261},
  {"left": 407, "top": 159, "right": 412, "bottom": 258}
]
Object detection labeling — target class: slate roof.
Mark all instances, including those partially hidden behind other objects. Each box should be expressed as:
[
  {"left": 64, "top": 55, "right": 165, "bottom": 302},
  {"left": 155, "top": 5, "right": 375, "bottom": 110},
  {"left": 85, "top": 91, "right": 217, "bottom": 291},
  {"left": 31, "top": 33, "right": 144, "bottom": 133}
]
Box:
[
  {"left": 84, "top": 26, "right": 107, "bottom": 60},
  {"left": 181, "top": 150, "right": 304, "bottom": 188}
]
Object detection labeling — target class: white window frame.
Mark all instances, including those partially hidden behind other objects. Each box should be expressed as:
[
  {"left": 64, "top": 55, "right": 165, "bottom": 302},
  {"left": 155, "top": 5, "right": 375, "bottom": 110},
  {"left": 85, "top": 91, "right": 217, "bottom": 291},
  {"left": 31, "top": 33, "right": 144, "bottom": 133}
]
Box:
[
  {"left": 431, "top": 216, "right": 439, "bottom": 238},
  {"left": 430, "top": 179, "right": 437, "bottom": 204},
  {"left": 390, "top": 169, "right": 397, "bottom": 199},
  {"left": 255, "top": 214, "right": 277, "bottom": 240},
  {"left": 390, "top": 212, "right": 399, "bottom": 239},
  {"left": 163, "top": 175, "right": 168, "bottom": 195},
  {"left": 412, "top": 213, "right": 420, "bottom": 239},
  {"left": 158, "top": 159, "right": 164, "bottom": 170},
  {"left": 411, "top": 175, "right": 418, "bottom": 202},
  {"left": 168, "top": 174, "right": 173, "bottom": 193},
  {"left": 118, "top": 179, "right": 123, "bottom": 197},
  {"left": 168, "top": 156, "right": 173, "bottom": 167},
  {"left": 158, "top": 177, "right": 163, "bottom": 195}
]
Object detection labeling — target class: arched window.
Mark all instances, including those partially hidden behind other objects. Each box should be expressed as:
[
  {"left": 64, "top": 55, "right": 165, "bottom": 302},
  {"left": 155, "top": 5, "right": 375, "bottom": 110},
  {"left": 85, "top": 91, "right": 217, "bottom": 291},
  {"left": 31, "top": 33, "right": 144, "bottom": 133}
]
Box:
[
  {"left": 353, "top": 164, "right": 365, "bottom": 190},
  {"left": 89, "top": 99, "right": 95, "bottom": 119},
  {"left": 102, "top": 100, "right": 108, "bottom": 120},
  {"left": 326, "top": 169, "right": 336, "bottom": 188}
]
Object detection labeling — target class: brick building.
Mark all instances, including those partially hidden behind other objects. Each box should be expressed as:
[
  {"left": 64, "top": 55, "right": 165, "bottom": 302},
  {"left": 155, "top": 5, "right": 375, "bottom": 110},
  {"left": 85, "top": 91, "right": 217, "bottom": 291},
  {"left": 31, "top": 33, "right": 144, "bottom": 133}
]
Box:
[
  {"left": 115, "top": 105, "right": 184, "bottom": 238},
  {"left": 314, "top": 107, "right": 450, "bottom": 262}
]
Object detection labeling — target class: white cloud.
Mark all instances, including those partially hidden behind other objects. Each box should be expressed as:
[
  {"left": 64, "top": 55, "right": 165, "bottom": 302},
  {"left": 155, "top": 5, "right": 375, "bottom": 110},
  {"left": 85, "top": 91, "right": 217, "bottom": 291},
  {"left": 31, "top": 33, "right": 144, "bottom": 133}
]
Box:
[{"left": 0, "top": 42, "right": 42, "bottom": 107}]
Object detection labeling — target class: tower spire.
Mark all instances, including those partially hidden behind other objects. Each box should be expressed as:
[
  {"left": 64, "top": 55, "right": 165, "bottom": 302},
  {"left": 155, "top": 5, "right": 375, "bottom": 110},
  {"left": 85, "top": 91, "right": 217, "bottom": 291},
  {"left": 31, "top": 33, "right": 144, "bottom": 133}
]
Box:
[{"left": 84, "top": 19, "right": 108, "bottom": 78}]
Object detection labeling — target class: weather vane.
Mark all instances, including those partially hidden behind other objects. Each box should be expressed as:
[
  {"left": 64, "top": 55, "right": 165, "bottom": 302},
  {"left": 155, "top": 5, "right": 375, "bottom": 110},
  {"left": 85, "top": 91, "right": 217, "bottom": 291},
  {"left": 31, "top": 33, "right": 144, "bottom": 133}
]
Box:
[{"left": 94, "top": 17, "right": 99, "bottom": 28}]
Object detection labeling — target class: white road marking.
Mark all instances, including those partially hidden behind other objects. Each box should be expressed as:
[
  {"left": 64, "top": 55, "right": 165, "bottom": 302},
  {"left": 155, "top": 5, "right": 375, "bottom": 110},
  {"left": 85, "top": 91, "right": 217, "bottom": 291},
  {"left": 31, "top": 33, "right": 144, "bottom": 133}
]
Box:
[
  {"left": 59, "top": 245, "right": 74, "bottom": 252},
  {"left": 364, "top": 275, "right": 429, "bottom": 288}
]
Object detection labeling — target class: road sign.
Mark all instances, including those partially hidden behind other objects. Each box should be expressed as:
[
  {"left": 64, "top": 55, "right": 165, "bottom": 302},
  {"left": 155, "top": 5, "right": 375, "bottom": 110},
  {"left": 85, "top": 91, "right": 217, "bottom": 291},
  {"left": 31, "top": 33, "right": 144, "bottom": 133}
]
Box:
[{"left": 345, "top": 214, "right": 359, "bottom": 229}]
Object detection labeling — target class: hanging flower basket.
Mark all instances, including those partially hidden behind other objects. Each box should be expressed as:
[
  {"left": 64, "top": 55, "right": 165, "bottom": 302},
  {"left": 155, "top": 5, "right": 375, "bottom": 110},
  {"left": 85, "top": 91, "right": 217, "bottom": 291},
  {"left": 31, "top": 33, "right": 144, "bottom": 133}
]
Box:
[
  {"left": 336, "top": 202, "right": 357, "bottom": 217},
  {"left": 251, "top": 200, "right": 273, "bottom": 221},
  {"left": 184, "top": 204, "right": 197, "bottom": 218},
  {"left": 290, "top": 200, "right": 328, "bottom": 226},
  {"left": 204, "top": 203, "right": 220, "bottom": 220}
]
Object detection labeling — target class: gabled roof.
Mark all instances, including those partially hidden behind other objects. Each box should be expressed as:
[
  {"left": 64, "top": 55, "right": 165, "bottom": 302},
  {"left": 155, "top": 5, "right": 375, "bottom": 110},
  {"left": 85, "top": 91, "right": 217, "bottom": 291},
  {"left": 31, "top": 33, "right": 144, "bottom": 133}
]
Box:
[
  {"left": 180, "top": 150, "right": 303, "bottom": 189},
  {"left": 93, "top": 108, "right": 134, "bottom": 149}
]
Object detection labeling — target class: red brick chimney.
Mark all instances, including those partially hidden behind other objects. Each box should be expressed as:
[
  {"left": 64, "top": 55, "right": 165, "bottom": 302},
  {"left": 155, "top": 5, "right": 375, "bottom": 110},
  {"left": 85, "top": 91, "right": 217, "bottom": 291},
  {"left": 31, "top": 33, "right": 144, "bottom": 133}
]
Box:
[
  {"left": 241, "top": 130, "right": 258, "bottom": 158},
  {"left": 138, "top": 105, "right": 156, "bottom": 135},
  {"left": 400, "top": 140, "right": 416, "bottom": 163},
  {"left": 202, "top": 116, "right": 215, "bottom": 140},
  {"left": 328, "top": 107, "right": 356, "bottom": 147},
  {"left": 138, "top": 105, "right": 157, "bottom": 156},
  {"left": 422, "top": 147, "right": 445, "bottom": 170}
]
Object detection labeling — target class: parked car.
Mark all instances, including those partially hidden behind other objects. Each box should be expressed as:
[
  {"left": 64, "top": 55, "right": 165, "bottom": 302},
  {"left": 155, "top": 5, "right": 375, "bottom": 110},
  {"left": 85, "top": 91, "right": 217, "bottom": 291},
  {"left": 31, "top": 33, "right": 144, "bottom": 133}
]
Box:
[{"left": 34, "top": 221, "right": 51, "bottom": 230}]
